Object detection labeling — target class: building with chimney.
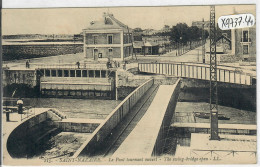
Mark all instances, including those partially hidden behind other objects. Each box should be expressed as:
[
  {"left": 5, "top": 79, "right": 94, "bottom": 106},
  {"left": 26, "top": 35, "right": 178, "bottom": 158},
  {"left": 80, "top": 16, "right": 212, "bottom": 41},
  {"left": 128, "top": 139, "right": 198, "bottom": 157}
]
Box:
[{"left": 82, "top": 12, "right": 133, "bottom": 61}]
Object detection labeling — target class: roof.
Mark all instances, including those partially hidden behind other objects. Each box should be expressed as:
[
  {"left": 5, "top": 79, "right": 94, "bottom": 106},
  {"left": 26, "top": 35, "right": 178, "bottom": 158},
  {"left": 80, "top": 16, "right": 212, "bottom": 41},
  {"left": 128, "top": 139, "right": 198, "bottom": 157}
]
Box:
[
  {"left": 133, "top": 41, "right": 144, "bottom": 48},
  {"left": 84, "top": 12, "right": 132, "bottom": 32},
  {"left": 144, "top": 41, "right": 159, "bottom": 47},
  {"left": 216, "top": 35, "right": 231, "bottom": 44}
]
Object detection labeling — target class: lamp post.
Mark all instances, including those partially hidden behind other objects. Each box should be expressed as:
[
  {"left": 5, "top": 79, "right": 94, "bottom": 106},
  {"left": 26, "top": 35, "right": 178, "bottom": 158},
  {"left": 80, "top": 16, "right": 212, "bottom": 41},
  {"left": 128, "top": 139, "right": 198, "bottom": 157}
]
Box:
[
  {"left": 199, "top": 37, "right": 202, "bottom": 61},
  {"left": 180, "top": 37, "right": 182, "bottom": 56},
  {"left": 202, "top": 18, "right": 206, "bottom": 63}
]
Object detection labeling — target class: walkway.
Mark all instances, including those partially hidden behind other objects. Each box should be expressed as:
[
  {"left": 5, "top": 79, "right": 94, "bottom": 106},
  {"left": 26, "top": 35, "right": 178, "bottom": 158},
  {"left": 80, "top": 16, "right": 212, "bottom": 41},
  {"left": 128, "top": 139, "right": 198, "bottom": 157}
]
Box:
[
  {"left": 112, "top": 83, "right": 180, "bottom": 158},
  {"left": 98, "top": 84, "right": 160, "bottom": 157}
]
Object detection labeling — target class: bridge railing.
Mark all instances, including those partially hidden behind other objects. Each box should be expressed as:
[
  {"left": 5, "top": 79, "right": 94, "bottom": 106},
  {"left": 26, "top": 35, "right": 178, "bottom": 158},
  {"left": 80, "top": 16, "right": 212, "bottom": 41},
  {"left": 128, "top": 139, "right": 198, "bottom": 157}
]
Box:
[
  {"left": 32, "top": 63, "right": 108, "bottom": 70},
  {"left": 72, "top": 78, "right": 154, "bottom": 157},
  {"left": 138, "top": 63, "right": 255, "bottom": 85}
]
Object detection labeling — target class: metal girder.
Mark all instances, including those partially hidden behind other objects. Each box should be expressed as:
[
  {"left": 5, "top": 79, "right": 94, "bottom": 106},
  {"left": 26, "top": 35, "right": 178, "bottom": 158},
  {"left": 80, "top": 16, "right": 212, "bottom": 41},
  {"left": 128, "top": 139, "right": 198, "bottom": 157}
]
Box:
[{"left": 209, "top": 5, "right": 219, "bottom": 140}]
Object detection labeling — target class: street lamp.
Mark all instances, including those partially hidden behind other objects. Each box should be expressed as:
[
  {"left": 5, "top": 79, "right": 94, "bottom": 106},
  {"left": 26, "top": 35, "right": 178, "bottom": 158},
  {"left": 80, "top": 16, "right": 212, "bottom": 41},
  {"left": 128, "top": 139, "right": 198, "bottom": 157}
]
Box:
[{"left": 180, "top": 37, "right": 182, "bottom": 56}]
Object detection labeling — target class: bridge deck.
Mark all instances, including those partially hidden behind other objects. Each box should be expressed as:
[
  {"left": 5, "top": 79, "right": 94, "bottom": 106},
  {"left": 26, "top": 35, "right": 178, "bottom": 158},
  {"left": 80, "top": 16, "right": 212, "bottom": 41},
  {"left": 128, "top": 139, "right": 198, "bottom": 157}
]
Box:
[
  {"left": 112, "top": 84, "right": 179, "bottom": 158},
  {"left": 99, "top": 84, "right": 160, "bottom": 156}
]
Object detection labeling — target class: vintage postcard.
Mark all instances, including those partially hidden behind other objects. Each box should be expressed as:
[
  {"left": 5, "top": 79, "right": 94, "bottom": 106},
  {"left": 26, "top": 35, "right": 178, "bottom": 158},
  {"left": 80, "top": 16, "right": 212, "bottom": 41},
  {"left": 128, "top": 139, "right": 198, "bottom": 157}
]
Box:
[{"left": 1, "top": 4, "right": 257, "bottom": 165}]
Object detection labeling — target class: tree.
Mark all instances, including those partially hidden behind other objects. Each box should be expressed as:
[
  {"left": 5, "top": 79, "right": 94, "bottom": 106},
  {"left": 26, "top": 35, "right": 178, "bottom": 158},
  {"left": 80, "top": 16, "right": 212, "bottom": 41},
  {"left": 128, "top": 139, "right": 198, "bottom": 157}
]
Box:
[
  {"left": 170, "top": 23, "right": 189, "bottom": 44},
  {"left": 133, "top": 27, "right": 143, "bottom": 32}
]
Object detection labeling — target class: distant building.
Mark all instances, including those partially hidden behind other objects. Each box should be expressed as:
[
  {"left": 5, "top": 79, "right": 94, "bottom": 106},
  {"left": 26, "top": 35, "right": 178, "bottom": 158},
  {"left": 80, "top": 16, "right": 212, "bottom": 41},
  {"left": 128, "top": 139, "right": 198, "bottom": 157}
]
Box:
[
  {"left": 157, "top": 25, "right": 171, "bottom": 34},
  {"left": 192, "top": 20, "right": 210, "bottom": 31},
  {"left": 82, "top": 12, "right": 133, "bottom": 61},
  {"left": 133, "top": 31, "right": 143, "bottom": 41},
  {"left": 143, "top": 29, "right": 157, "bottom": 36},
  {"left": 232, "top": 9, "right": 256, "bottom": 61},
  {"left": 133, "top": 40, "right": 160, "bottom": 55}
]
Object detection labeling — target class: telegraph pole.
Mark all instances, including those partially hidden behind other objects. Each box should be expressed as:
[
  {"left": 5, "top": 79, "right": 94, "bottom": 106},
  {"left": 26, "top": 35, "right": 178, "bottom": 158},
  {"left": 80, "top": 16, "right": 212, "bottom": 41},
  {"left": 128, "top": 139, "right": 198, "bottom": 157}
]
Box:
[
  {"left": 202, "top": 18, "right": 206, "bottom": 63},
  {"left": 209, "top": 5, "right": 219, "bottom": 140}
]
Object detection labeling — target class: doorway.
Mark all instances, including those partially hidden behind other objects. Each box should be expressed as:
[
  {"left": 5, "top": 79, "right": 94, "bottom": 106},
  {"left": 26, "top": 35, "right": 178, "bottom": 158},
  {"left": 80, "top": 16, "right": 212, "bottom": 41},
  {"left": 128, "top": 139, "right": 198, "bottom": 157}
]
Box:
[{"left": 93, "top": 49, "right": 98, "bottom": 60}]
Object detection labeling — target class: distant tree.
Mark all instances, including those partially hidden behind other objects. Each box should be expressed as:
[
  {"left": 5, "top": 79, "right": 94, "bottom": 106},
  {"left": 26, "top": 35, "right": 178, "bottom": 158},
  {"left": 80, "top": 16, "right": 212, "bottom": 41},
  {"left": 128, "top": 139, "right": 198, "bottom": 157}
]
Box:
[
  {"left": 170, "top": 23, "right": 189, "bottom": 44},
  {"left": 163, "top": 25, "right": 170, "bottom": 29},
  {"left": 133, "top": 27, "right": 143, "bottom": 32}
]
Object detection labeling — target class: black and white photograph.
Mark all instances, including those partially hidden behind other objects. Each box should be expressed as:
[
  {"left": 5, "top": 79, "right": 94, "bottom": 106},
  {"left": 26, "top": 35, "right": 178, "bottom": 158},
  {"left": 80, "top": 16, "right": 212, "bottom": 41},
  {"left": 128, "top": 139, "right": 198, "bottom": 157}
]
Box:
[{"left": 1, "top": 2, "right": 257, "bottom": 165}]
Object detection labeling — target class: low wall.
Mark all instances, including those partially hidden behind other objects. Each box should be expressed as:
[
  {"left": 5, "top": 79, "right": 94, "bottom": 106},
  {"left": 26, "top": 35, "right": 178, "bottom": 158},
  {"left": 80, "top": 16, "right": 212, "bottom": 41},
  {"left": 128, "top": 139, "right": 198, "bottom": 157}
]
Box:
[
  {"left": 72, "top": 79, "right": 154, "bottom": 157},
  {"left": 152, "top": 79, "right": 181, "bottom": 155},
  {"left": 180, "top": 78, "right": 256, "bottom": 112},
  {"left": 172, "top": 124, "right": 257, "bottom": 135},
  {"left": 6, "top": 110, "right": 61, "bottom": 158},
  {"left": 3, "top": 44, "right": 83, "bottom": 61},
  {"left": 51, "top": 121, "right": 100, "bottom": 133}
]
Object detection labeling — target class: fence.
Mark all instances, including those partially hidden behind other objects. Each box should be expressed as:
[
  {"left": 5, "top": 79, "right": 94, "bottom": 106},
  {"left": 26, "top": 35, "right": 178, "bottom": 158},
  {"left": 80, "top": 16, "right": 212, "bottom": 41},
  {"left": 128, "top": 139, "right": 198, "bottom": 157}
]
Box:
[
  {"left": 138, "top": 63, "right": 255, "bottom": 85},
  {"left": 20, "top": 107, "right": 36, "bottom": 121},
  {"left": 33, "top": 63, "right": 108, "bottom": 70},
  {"left": 72, "top": 78, "right": 154, "bottom": 158}
]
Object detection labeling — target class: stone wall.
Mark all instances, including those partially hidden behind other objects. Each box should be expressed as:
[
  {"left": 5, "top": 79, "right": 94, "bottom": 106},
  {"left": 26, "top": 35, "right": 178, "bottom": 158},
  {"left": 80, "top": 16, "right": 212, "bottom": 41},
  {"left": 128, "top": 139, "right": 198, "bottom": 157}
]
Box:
[
  {"left": 2, "top": 44, "right": 83, "bottom": 61},
  {"left": 179, "top": 78, "right": 256, "bottom": 111}
]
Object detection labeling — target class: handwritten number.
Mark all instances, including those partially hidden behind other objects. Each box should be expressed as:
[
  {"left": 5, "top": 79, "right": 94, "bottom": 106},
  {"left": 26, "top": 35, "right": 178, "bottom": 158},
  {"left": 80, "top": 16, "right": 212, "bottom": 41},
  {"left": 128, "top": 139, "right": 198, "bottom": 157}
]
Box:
[
  {"left": 220, "top": 14, "right": 254, "bottom": 29},
  {"left": 238, "top": 16, "right": 242, "bottom": 26},
  {"left": 234, "top": 18, "right": 238, "bottom": 27},
  {"left": 221, "top": 18, "right": 226, "bottom": 28}
]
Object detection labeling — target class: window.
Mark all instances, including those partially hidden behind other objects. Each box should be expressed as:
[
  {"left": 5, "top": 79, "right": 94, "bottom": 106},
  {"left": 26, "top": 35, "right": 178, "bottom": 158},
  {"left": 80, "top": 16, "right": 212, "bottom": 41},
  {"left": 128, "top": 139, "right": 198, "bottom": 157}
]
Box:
[
  {"left": 40, "top": 69, "right": 44, "bottom": 76},
  {"left": 58, "top": 70, "right": 62, "bottom": 77},
  {"left": 51, "top": 70, "right": 57, "bottom": 77},
  {"left": 89, "top": 70, "right": 94, "bottom": 77},
  {"left": 82, "top": 70, "right": 88, "bottom": 77},
  {"left": 243, "top": 30, "right": 249, "bottom": 42},
  {"left": 70, "top": 70, "right": 75, "bottom": 77},
  {"left": 243, "top": 45, "right": 249, "bottom": 55},
  {"left": 93, "top": 35, "right": 98, "bottom": 44},
  {"left": 95, "top": 70, "right": 101, "bottom": 78},
  {"left": 64, "top": 70, "right": 69, "bottom": 77},
  {"left": 109, "top": 48, "right": 113, "bottom": 56},
  {"left": 108, "top": 35, "right": 113, "bottom": 44},
  {"left": 45, "top": 70, "right": 50, "bottom": 77},
  {"left": 76, "top": 70, "right": 81, "bottom": 77},
  {"left": 101, "top": 70, "right": 106, "bottom": 78}
]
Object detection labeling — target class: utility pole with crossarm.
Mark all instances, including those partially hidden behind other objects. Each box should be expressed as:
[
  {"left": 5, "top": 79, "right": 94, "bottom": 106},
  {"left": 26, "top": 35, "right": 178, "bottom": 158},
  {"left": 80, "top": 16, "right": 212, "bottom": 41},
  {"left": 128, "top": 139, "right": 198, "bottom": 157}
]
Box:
[{"left": 209, "top": 5, "right": 220, "bottom": 140}]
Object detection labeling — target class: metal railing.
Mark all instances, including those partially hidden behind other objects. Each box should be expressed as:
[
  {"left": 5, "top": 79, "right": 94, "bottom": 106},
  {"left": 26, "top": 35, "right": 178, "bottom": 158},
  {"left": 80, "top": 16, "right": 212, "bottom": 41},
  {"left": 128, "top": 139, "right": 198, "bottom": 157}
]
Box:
[
  {"left": 138, "top": 62, "right": 255, "bottom": 85},
  {"left": 32, "top": 63, "right": 108, "bottom": 70},
  {"left": 20, "top": 107, "right": 36, "bottom": 121},
  {"left": 240, "top": 38, "right": 252, "bottom": 42}
]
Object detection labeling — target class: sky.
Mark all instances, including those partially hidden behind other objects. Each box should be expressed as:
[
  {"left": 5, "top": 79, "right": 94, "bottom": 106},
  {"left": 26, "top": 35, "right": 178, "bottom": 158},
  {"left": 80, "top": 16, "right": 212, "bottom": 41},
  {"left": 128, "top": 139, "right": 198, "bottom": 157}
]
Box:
[{"left": 2, "top": 5, "right": 255, "bottom": 35}]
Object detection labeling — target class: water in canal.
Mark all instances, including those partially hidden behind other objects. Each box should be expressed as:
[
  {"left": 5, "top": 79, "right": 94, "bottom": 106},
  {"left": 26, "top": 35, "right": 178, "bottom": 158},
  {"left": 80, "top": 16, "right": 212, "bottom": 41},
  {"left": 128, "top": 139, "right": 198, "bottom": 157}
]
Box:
[{"left": 22, "top": 98, "right": 121, "bottom": 119}]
